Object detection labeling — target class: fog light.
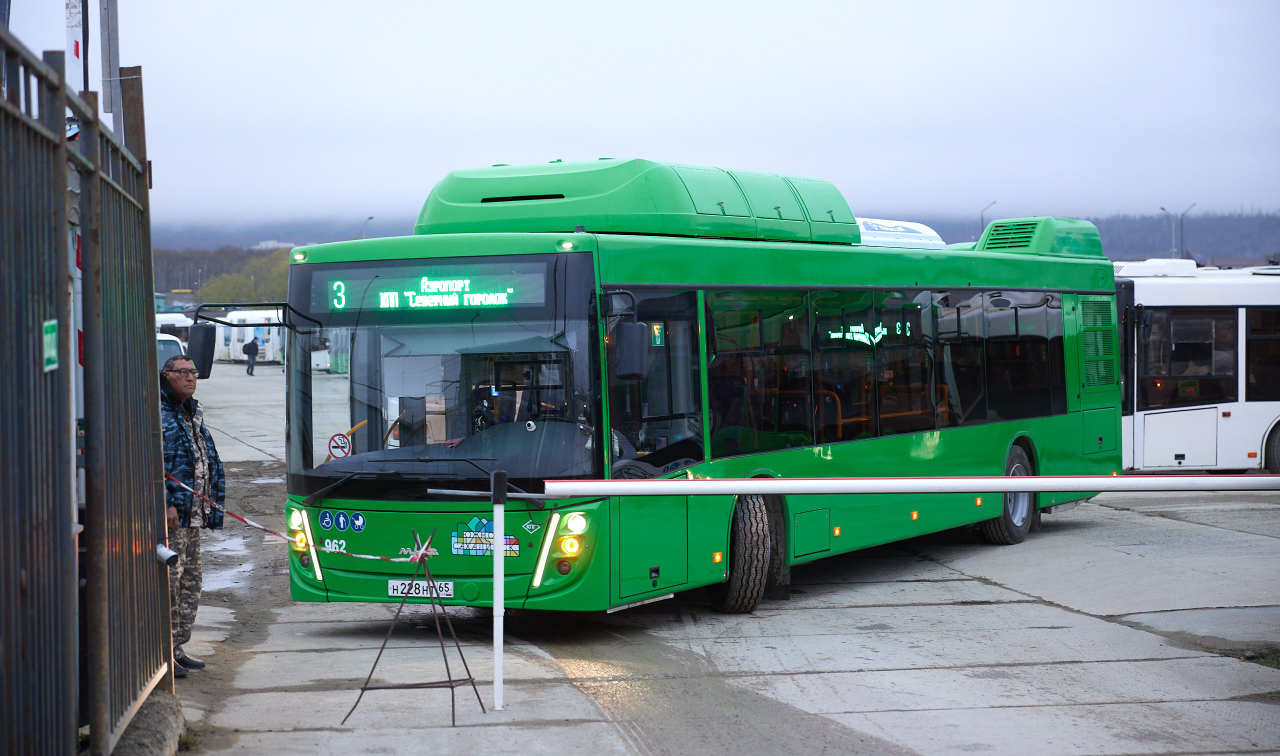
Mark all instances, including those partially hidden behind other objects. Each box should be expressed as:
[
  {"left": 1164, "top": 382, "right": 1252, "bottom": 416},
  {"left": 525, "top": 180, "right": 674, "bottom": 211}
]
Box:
[
  {"left": 557, "top": 560, "right": 571, "bottom": 575},
  {"left": 300, "top": 553, "right": 311, "bottom": 568},
  {"left": 560, "top": 535, "right": 581, "bottom": 556}
]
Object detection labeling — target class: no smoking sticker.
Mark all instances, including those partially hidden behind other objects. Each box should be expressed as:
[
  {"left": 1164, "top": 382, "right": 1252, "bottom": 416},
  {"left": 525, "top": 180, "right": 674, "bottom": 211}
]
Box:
[{"left": 328, "top": 433, "right": 352, "bottom": 458}]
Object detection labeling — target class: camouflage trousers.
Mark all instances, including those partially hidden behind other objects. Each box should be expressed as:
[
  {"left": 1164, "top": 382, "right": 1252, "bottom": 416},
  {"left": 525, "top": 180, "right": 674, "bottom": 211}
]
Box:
[{"left": 168, "top": 526, "right": 203, "bottom": 654}]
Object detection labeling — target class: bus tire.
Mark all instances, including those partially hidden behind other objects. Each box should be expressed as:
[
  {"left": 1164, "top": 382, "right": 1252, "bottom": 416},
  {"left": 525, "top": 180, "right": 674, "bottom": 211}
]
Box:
[
  {"left": 1266, "top": 427, "right": 1280, "bottom": 474},
  {"left": 713, "top": 494, "right": 771, "bottom": 613},
  {"left": 979, "top": 446, "right": 1034, "bottom": 545}
]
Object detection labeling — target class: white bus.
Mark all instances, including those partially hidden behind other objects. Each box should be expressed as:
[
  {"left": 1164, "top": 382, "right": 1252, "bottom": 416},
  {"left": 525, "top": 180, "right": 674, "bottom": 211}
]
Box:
[
  {"left": 214, "top": 308, "right": 286, "bottom": 363},
  {"left": 1115, "top": 259, "right": 1280, "bottom": 472}
]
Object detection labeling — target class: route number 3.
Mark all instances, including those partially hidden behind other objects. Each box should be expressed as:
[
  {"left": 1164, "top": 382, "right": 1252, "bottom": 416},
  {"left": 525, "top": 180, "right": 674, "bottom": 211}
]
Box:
[{"left": 331, "top": 281, "right": 346, "bottom": 309}]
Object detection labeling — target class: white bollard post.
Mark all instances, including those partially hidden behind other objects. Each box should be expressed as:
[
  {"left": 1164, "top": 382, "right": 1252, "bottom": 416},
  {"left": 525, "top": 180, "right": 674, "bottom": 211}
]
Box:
[{"left": 491, "top": 471, "right": 506, "bottom": 711}]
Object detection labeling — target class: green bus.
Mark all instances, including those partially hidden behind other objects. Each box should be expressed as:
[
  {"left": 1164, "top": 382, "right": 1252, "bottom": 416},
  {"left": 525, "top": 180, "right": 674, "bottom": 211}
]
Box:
[{"left": 282, "top": 158, "right": 1120, "bottom": 613}]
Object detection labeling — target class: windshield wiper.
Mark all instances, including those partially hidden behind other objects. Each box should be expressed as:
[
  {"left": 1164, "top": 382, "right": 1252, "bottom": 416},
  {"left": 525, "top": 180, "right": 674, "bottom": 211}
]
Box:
[
  {"left": 417, "top": 456, "right": 532, "bottom": 495},
  {"left": 303, "top": 472, "right": 362, "bottom": 506},
  {"left": 303, "top": 470, "right": 435, "bottom": 506},
  {"left": 418, "top": 456, "right": 496, "bottom": 478}
]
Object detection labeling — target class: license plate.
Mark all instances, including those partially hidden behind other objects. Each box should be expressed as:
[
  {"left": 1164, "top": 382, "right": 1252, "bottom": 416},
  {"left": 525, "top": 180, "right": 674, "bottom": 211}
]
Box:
[{"left": 387, "top": 579, "right": 454, "bottom": 598}]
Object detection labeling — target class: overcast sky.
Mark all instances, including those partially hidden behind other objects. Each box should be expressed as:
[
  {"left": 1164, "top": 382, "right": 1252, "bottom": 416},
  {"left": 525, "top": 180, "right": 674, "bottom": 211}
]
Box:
[{"left": 10, "top": 1, "right": 1280, "bottom": 230}]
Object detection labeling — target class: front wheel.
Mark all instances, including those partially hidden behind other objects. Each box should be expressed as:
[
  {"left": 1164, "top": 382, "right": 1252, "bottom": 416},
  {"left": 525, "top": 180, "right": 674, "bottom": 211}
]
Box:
[
  {"left": 979, "top": 446, "right": 1034, "bottom": 545},
  {"left": 713, "top": 495, "right": 771, "bottom": 613}
]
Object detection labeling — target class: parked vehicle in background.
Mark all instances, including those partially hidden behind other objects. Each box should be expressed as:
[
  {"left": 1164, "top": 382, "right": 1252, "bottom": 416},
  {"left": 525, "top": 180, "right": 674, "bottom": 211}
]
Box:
[
  {"left": 156, "top": 333, "right": 185, "bottom": 371},
  {"left": 213, "top": 309, "right": 285, "bottom": 363},
  {"left": 1114, "top": 259, "right": 1280, "bottom": 472},
  {"left": 155, "top": 311, "right": 193, "bottom": 348}
]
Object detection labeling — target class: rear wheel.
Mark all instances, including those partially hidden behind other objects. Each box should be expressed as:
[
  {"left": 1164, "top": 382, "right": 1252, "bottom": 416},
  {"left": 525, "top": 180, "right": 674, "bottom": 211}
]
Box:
[
  {"left": 713, "top": 495, "right": 770, "bottom": 613},
  {"left": 979, "top": 446, "right": 1034, "bottom": 545},
  {"left": 1266, "top": 428, "right": 1280, "bottom": 474}
]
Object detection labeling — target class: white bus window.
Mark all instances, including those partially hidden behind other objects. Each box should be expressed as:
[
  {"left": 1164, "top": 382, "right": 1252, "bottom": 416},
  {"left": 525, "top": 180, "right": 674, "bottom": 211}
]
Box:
[
  {"left": 1246, "top": 308, "right": 1280, "bottom": 402},
  {"left": 1139, "top": 308, "right": 1236, "bottom": 410}
]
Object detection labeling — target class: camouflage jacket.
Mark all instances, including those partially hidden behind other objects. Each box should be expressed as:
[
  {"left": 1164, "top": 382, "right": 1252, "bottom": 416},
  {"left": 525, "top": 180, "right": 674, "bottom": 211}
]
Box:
[{"left": 160, "top": 376, "right": 225, "bottom": 529}]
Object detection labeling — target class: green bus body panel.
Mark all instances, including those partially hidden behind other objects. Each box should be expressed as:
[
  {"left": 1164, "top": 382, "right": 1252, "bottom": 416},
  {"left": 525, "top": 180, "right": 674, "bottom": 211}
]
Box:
[
  {"left": 594, "top": 234, "right": 1115, "bottom": 292},
  {"left": 413, "top": 158, "right": 862, "bottom": 245}
]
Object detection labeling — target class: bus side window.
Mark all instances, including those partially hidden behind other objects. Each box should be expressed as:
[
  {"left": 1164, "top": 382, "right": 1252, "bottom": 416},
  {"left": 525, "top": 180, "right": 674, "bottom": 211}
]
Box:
[
  {"left": 707, "top": 290, "right": 811, "bottom": 457},
  {"left": 878, "top": 290, "right": 935, "bottom": 435},
  {"left": 811, "top": 290, "right": 875, "bottom": 443},
  {"left": 1139, "top": 307, "right": 1237, "bottom": 410},
  {"left": 934, "top": 290, "right": 988, "bottom": 427},
  {"left": 986, "top": 291, "right": 1053, "bottom": 420},
  {"left": 1246, "top": 308, "right": 1280, "bottom": 401}
]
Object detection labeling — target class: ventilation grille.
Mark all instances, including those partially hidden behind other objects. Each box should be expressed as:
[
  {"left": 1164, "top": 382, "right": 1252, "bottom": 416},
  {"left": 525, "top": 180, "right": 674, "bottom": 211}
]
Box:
[
  {"left": 1084, "top": 360, "right": 1116, "bottom": 386},
  {"left": 1081, "top": 300, "right": 1113, "bottom": 328},
  {"left": 983, "top": 221, "right": 1039, "bottom": 250},
  {"left": 1083, "top": 331, "right": 1113, "bottom": 358},
  {"left": 1080, "top": 296, "right": 1117, "bottom": 387}
]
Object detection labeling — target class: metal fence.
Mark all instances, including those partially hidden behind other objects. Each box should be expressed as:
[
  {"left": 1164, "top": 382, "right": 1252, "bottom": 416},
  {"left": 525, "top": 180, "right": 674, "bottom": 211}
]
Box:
[{"left": 2, "top": 26, "right": 168, "bottom": 754}]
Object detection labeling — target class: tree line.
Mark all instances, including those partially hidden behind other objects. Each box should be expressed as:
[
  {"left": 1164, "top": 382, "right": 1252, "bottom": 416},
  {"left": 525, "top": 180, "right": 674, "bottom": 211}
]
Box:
[{"left": 152, "top": 211, "right": 1278, "bottom": 305}]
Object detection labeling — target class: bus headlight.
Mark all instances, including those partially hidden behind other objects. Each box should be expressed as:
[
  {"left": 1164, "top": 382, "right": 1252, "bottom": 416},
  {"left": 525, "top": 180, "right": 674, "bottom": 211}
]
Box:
[
  {"left": 564, "top": 512, "right": 588, "bottom": 535},
  {"left": 287, "top": 508, "right": 324, "bottom": 581}
]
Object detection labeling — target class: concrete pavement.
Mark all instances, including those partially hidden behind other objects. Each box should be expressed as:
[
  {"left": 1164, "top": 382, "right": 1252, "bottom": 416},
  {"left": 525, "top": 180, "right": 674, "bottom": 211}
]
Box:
[{"left": 182, "top": 366, "right": 1280, "bottom": 754}]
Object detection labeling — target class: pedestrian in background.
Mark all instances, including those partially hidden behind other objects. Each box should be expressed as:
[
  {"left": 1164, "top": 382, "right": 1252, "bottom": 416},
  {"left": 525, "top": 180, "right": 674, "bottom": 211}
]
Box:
[
  {"left": 242, "top": 336, "right": 259, "bottom": 376},
  {"left": 159, "top": 355, "right": 225, "bottom": 678}
]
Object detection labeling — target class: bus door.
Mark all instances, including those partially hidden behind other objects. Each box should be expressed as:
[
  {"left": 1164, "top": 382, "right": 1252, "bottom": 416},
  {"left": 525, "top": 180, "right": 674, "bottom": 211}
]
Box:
[{"left": 1136, "top": 307, "right": 1237, "bottom": 468}]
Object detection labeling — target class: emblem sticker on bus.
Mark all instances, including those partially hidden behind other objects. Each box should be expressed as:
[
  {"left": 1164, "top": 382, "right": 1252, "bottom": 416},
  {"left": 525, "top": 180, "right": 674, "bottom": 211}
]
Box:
[{"left": 451, "top": 516, "right": 519, "bottom": 557}]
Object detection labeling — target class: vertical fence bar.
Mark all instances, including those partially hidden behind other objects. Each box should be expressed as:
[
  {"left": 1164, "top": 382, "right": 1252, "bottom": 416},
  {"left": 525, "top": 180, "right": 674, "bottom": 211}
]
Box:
[
  {"left": 491, "top": 471, "right": 506, "bottom": 711},
  {"left": 43, "top": 48, "right": 78, "bottom": 749},
  {"left": 78, "top": 89, "right": 112, "bottom": 756}
]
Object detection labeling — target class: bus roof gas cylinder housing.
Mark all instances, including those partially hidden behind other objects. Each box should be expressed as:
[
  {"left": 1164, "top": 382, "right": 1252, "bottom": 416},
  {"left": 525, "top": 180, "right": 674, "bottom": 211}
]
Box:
[{"left": 415, "top": 158, "right": 862, "bottom": 245}]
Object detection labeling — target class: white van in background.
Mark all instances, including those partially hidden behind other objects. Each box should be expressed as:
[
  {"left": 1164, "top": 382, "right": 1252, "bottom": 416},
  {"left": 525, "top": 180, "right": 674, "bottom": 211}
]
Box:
[{"left": 156, "top": 333, "right": 185, "bottom": 371}]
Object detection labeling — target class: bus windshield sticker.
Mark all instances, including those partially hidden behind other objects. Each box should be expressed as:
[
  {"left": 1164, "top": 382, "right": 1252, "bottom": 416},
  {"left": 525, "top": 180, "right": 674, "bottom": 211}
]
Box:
[{"left": 451, "top": 516, "right": 520, "bottom": 557}]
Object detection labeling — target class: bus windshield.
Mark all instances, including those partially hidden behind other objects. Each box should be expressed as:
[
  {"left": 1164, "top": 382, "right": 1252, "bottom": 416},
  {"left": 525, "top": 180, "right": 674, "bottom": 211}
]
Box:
[{"left": 287, "top": 253, "right": 601, "bottom": 495}]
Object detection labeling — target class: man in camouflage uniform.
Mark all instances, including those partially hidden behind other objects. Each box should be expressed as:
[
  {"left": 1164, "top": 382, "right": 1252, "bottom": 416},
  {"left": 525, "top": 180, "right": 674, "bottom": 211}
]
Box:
[{"left": 160, "top": 356, "right": 225, "bottom": 678}]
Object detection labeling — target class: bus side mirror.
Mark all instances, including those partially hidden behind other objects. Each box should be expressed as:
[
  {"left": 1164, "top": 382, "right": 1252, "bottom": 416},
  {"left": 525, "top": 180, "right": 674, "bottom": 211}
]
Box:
[
  {"left": 188, "top": 323, "right": 217, "bottom": 379},
  {"left": 614, "top": 321, "right": 649, "bottom": 381}
]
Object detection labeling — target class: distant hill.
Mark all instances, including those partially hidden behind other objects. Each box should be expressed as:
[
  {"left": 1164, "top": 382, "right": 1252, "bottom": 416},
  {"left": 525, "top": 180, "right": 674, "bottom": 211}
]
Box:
[{"left": 152, "top": 211, "right": 1279, "bottom": 292}]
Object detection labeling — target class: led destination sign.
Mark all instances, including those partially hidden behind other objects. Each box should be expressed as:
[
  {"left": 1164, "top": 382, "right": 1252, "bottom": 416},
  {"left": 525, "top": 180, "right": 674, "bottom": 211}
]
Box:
[{"left": 319, "top": 261, "right": 547, "bottom": 313}]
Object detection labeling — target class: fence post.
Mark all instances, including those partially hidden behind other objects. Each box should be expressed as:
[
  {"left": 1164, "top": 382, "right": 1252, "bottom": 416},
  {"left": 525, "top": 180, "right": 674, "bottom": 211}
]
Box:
[{"left": 491, "top": 470, "right": 506, "bottom": 711}]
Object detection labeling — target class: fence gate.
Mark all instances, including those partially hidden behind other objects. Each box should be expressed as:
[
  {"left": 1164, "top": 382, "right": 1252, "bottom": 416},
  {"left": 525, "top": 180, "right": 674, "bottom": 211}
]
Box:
[{"left": 2, "top": 26, "right": 169, "bottom": 754}]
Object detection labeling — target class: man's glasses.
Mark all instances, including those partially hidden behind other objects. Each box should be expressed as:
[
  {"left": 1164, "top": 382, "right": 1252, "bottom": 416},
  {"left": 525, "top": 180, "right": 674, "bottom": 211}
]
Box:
[{"left": 166, "top": 369, "right": 198, "bottom": 376}]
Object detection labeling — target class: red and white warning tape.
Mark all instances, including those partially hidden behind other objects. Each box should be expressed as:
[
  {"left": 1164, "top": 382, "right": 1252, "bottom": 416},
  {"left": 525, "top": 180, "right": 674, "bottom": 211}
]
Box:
[{"left": 163, "top": 472, "right": 437, "bottom": 562}]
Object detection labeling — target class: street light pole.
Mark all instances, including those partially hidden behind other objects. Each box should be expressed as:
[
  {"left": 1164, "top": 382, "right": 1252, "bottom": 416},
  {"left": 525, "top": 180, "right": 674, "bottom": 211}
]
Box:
[
  {"left": 1178, "top": 202, "right": 1196, "bottom": 258},
  {"left": 361, "top": 215, "right": 374, "bottom": 239},
  {"left": 979, "top": 200, "right": 997, "bottom": 239},
  {"left": 1159, "top": 206, "right": 1175, "bottom": 258}
]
